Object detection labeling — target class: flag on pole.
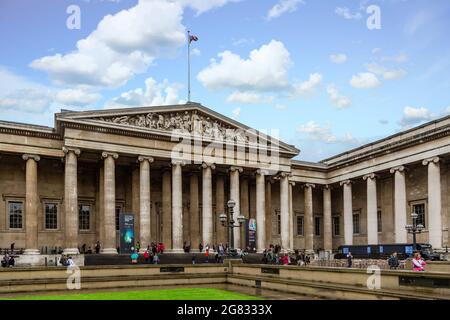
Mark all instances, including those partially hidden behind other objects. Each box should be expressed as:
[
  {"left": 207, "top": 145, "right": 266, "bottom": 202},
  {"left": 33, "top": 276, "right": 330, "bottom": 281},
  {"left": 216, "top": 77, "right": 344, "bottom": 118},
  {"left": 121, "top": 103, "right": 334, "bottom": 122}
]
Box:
[{"left": 189, "top": 34, "right": 199, "bottom": 43}]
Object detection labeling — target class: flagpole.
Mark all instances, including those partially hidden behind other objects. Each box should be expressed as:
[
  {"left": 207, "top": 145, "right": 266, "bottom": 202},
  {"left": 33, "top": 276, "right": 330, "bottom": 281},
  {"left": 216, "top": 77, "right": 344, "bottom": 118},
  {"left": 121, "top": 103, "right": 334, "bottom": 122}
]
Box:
[{"left": 187, "top": 30, "right": 191, "bottom": 102}]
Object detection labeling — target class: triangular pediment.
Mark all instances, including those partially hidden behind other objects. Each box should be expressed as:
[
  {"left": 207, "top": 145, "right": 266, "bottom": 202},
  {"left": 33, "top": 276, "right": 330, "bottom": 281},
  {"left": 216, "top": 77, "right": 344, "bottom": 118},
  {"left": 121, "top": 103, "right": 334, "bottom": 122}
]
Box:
[{"left": 56, "top": 102, "right": 300, "bottom": 156}]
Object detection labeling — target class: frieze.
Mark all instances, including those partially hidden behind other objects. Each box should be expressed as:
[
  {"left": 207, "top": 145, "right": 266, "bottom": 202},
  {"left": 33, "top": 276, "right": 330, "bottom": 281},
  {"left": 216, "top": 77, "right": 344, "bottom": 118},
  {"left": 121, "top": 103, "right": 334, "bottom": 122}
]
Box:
[{"left": 95, "top": 110, "right": 249, "bottom": 143}]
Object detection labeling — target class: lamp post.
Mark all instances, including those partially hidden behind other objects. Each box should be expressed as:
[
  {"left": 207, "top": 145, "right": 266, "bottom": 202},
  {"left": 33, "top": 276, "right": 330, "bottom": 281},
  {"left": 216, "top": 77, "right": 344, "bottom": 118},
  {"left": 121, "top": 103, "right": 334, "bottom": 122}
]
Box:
[
  {"left": 405, "top": 211, "right": 425, "bottom": 251},
  {"left": 219, "top": 199, "right": 245, "bottom": 257}
]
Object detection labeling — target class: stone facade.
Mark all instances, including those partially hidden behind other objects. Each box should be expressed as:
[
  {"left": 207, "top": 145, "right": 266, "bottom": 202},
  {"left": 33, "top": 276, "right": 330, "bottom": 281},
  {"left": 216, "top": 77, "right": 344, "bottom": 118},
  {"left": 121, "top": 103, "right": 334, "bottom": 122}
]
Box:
[{"left": 0, "top": 103, "right": 449, "bottom": 254}]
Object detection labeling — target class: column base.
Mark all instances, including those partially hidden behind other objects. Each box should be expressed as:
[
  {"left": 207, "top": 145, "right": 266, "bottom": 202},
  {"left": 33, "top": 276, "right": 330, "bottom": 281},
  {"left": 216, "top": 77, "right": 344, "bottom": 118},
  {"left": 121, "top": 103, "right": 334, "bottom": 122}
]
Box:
[
  {"left": 101, "top": 248, "right": 118, "bottom": 254},
  {"left": 166, "top": 248, "right": 185, "bottom": 254},
  {"left": 22, "top": 249, "right": 40, "bottom": 255},
  {"left": 63, "top": 248, "right": 80, "bottom": 255}
]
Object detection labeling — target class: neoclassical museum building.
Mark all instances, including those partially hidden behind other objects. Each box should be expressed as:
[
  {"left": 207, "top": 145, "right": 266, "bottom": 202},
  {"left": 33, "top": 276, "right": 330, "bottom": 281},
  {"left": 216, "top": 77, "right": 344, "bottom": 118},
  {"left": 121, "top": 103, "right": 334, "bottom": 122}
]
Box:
[{"left": 0, "top": 103, "right": 448, "bottom": 255}]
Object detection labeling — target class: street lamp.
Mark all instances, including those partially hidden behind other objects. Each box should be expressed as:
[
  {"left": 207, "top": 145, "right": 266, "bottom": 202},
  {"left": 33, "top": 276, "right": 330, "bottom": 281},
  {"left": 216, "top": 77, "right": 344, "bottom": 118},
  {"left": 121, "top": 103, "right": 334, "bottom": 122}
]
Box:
[
  {"left": 219, "top": 199, "right": 245, "bottom": 257},
  {"left": 405, "top": 211, "right": 425, "bottom": 251}
]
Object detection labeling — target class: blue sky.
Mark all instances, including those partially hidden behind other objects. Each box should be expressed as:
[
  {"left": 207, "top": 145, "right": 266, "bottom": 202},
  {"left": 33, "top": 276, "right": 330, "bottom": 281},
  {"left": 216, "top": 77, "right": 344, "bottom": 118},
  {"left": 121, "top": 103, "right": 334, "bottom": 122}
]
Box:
[{"left": 0, "top": 0, "right": 449, "bottom": 161}]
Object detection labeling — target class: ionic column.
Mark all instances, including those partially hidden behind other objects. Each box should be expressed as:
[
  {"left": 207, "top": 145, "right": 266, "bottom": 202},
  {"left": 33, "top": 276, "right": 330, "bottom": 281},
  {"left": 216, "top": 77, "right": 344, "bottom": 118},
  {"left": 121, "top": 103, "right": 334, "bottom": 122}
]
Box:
[
  {"left": 279, "top": 172, "right": 290, "bottom": 251},
  {"left": 390, "top": 166, "right": 407, "bottom": 243},
  {"left": 22, "top": 154, "right": 40, "bottom": 255},
  {"left": 304, "top": 183, "right": 315, "bottom": 253},
  {"left": 202, "top": 163, "right": 215, "bottom": 248},
  {"left": 215, "top": 174, "right": 226, "bottom": 245},
  {"left": 162, "top": 169, "right": 172, "bottom": 248},
  {"left": 63, "top": 147, "right": 81, "bottom": 255},
  {"left": 323, "top": 185, "right": 332, "bottom": 253},
  {"left": 364, "top": 173, "right": 378, "bottom": 245},
  {"left": 171, "top": 160, "right": 184, "bottom": 252},
  {"left": 255, "top": 169, "right": 266, "bottom": 253},
  {"left": 265, "top": 180, "right": 273, "bottom": 247},
  {"left": 229, "top": 166, "right": 242, "bottom": 248},
  {"left": 101, "top": 152, "right": 119, "bottom": 254},
  {"left": 138, "top": 156, "right": 154, "bottom": 252},
  {"left": 423, "top": 157, "right": 443, "bottom": 249},
  {"left": 189, "top": 172, "right": 200, "bottom": 249},
  {"left": 240, "top": 176, "right": 249, "bottom": 249},
  {"left": 289, "top": 181, "right": 295, "bottom": 250},
  {"left": 340, "top": 180, "right": 353, "bottom": 245}
]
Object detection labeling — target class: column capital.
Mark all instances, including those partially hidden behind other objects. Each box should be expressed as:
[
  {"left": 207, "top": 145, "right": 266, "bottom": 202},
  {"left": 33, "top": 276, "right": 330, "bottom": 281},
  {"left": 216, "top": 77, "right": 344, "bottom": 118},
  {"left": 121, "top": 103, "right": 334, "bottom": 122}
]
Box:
[
  {"left": 303, "top": 183, "right": 316, "bottom": 189},
  {"left": 229, "top": 166, "right": 243, "bottom": 173},
  {"left": 171, "top": 159, "right": 186, "bottom": 166},
  {"left": 256, "top": 168, "right": 270, "bottom": 176},
  {"left": 201, "top": 162, "right": 216, "bottom": 170},
  {"left": 289, "top": 181, "right": 296, "bottom": 187},
  {"left": 277, "top": 171, "right": 292, "bottom": 179},
  {"left": 102, "top": 152, "right": 119, "bottom": 160},
  {"left": 138, "top": 156, "right": 154, "bottom": 163},
  {"left": 323, "top": 184, "right": 331, "bottom": 190},
  {"left": 390, "top": 165, "right": 405, "bottom": 174},
  {"left": 22, "top": 154, "right": 40, "bottom": 162},
  {"left": 62, "top": 147, "right": 81, "bottom": 156},
  {"left": 363, "top": 173, "right": 377, "bottom": 181},
  {"left": 339, "top": 179, "right": 352, "bottom": 186},
  {"left": 422, "top": 157, "right": 440, "bottom": 166}
]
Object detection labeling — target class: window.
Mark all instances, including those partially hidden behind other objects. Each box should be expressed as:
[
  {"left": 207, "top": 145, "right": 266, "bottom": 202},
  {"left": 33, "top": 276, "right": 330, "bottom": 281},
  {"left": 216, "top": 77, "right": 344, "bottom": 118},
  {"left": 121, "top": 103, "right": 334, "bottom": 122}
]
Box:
[
  {"left": 377, "top": 210, "right": 382, "bottom": 233},
  {"left": 333, "top": 216, "right": 340, "bottom": 236},
  {"left": 9, "top": 201, "right": 23, "bottom": 229},
  {"left": 315, "top": 217, "right": 321, "bottom": 236},
  {"left": 353, "top": 213, "right": 360, "bottom": 234},
  {"left": 79, "top": 204, "right": 90, "bottom": 231},
  {"left": 276, "top": 213, "right": 281, "bottom": 235},
  {"left": 412, "top": 203, "right": 426, "bottom": 228},
  {"left": 45, "top": 203, "right": 58, "bottom": 230},
  {"left": 296, "top": 216, "right": 304, "bottom": 236},
  {"left": 115, "top": 205, "right": 122, "bottom": 231}
]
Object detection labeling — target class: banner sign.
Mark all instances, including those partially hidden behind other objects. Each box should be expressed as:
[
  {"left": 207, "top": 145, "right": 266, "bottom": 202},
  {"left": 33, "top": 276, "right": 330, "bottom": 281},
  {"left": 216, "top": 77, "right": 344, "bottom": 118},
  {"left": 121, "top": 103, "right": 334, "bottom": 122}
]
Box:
[
  {"left": 119, "top": 213, "right": 135, "bottom": 254},
  {"left": 248, "top": 218, "right": 256, "bottom": 250}
]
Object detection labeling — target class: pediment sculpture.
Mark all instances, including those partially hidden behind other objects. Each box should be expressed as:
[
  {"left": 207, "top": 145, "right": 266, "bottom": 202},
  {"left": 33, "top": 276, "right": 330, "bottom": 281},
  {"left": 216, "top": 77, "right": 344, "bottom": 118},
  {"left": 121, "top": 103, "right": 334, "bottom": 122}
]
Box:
[{"left": 95, "top": 110, "right": 249, "bottom": 142}]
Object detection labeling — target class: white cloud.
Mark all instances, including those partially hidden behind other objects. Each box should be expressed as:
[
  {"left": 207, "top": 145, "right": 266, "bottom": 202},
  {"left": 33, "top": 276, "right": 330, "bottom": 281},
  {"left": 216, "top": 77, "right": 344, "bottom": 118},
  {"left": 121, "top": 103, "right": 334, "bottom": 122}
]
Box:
[
  {"left": 381, "top": 53, "right": 408, "bottom": 63},
  {"left": 31, "top": 0, "right": 187, "bottom": 88},
  {"left": 106, "top": 77, "right": 184, "bottom": 108},
  {"left": 366, "top": 63, "right": 407, "bottom": 80},
  {"left": 178, "top": 0, "right": 241, "bottom": 15},
  {"left": 291, "top": 73, "right": 323, "bottom": 97},
  {"left": 372, "top": 48, "right": 382, "bottom": 54},
  {"left": 56, "top": 89, "right": 101, "bottom": 106},
  {"left": 445, "top": 106, "right": 450, "bottom": 115},
  {"left": 330, "top": 53, "right": 347, "bottom": 64},
  {"left": 226, "top": 91, "right": 274, "bottom": 104},
  {"left": 274, "top": 104, "right": 287, "bottom": 110},
  {"left": 267, "top": 0, "right": 305, "bottom": 20},
  {"left": 327, "top": 84, "right": 351, "bottom": 109},
  {"left": 232, "top": 38, "right": 255, "bottom": 46},
  {"left": 190, "top": 48, "right": 201, "bottom": 57},
  {"left": 350, "top": 72, "right": 381, "bottom": 89},
  {"left": 297, "top": 121, "right": 358, "bottom": 144},
  {"left": 0, "top": 67, "right": 101, "bottom": 114},
  {"left": 0, "top": 89, "right": 53, "bottom": 113},
  {"left": 232, "top": 107, "right": 241, "bottom": 119},
  {"left": 297, "top": 121, "right": 336, "bottom": 143},
  {"left": 335, "top": 7, "right": 362, "bottom": 20},
  {"left": 400, "top": 106, "right": 432, "bottom": 127},
  {"left": 197, "top": 40, "right": 292, "bottom": 92}
]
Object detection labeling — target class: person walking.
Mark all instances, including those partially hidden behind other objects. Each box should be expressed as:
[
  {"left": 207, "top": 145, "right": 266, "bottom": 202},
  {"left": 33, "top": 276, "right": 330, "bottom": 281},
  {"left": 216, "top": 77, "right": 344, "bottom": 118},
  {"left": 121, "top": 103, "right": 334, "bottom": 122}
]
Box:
[
  {"left": 412, "top": 252, "right": 426, "bottom": 272},
  {"left": 347, "top": 252, "right": 353, "bottom": 268},
  {"left": 95, "top": 241, "right": 101, "bottom": 254},
  {"left": 282, "top": 254, "right": 289, "bottom": 265},
  {"left": 388, "top": 252, "right": 400, "bottom": 269},
  {"left": 205, "top": 247, "right": 209, "bottom": 263}
]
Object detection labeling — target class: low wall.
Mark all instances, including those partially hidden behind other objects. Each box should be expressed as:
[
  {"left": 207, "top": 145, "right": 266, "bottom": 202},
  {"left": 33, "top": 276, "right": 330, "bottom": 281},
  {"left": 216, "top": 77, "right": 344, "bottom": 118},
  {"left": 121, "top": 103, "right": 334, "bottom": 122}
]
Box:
[
  {"left": 228, "top": 264, "right": 450, "bottom": 300},
  {"left": 0, "top": 264, "right": 227, "bottom": 294},
  {"left": 427, "top": 261, "right": 450, "bottom": 273},
  {"left": 0, "top": 262, "right": 449, "bottom": 299}
]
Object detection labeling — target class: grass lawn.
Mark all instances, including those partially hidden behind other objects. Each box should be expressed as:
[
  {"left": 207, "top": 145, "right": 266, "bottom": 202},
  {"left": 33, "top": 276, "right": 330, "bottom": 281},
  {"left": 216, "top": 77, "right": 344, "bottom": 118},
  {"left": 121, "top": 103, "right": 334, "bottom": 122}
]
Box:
[{"left": 6, "top": 288, "right": 263, "bottom": 300}]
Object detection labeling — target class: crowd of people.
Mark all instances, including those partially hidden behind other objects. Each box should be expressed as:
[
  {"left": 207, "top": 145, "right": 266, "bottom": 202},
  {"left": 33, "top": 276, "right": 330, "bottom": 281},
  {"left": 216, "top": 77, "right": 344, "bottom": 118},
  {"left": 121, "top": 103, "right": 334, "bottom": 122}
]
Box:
[
  {"left": 261, "top": 246, "right": 312, "bottom": 266},
  {"left": 1, "top": 254, "right": 15, "bottom": 268}
]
